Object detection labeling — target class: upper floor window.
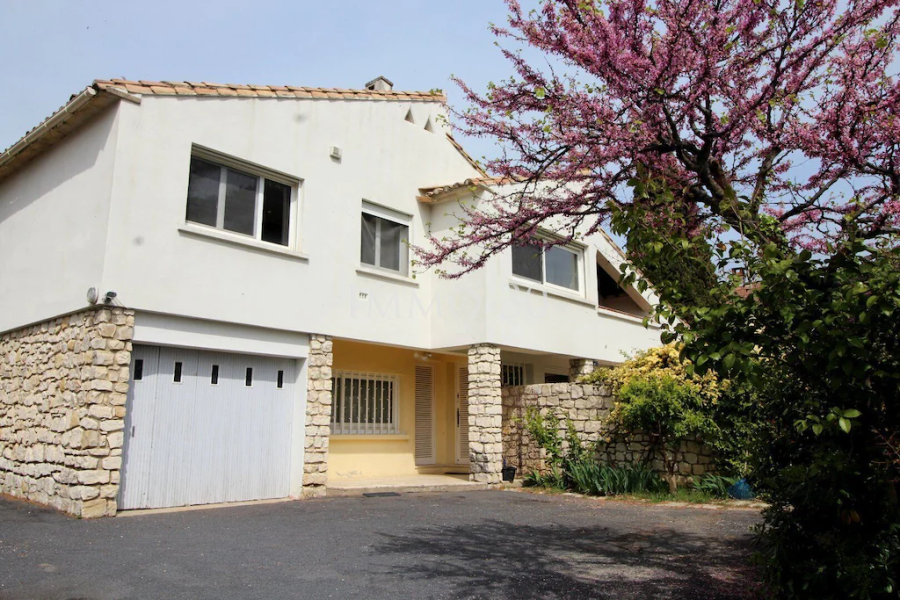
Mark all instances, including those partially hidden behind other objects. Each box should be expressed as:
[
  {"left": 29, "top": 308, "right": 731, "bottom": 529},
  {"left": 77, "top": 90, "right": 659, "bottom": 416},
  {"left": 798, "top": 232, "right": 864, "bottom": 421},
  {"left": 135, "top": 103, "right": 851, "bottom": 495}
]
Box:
[
  {"left": 185, "top": 152, "right": 296, "bottom": 247},
  {"left": 511, "top": 237, "right": 583, "bottom": 293},
  {"left": 360, "top": 201, "right": 410, "bottom": 276}
]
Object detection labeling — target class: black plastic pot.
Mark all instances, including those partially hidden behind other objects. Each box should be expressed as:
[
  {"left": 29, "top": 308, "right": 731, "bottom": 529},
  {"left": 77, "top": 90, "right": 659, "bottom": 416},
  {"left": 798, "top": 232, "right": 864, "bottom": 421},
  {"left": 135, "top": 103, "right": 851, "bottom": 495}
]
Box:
[{"left": 501, "top": 466, "right": 517, "bottom": 482}]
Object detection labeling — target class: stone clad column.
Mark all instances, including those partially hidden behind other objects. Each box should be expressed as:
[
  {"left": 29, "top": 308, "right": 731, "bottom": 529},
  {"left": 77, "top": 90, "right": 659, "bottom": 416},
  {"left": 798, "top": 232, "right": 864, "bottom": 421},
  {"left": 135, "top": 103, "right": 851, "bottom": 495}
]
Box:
[
  {"left": 568, "top": 358, "right": 597, "bottom": 381},
  {"left": 303, "top": 335, "right": 333, "bottom": 498},
  {"left": 468, "top": 344, "right": 502, "bottom": 484},
  {"left": 0, "top": 307, "right": 133, "bottom": 518}
]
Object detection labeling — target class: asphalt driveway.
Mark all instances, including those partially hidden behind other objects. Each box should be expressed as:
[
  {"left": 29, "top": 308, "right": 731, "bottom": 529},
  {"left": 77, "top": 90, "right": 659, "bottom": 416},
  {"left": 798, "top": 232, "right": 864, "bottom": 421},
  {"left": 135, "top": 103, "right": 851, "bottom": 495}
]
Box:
[{"left": 0, "top": 490, "right": 761, "bottom": 600}]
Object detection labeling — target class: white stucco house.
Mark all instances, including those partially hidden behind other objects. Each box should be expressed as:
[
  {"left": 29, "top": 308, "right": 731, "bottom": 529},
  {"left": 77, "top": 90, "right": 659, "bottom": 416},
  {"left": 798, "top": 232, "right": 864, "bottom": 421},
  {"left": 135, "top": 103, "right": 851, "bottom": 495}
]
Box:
[{"left": 0, "top": 77, "right": 661, "bottom": 517}]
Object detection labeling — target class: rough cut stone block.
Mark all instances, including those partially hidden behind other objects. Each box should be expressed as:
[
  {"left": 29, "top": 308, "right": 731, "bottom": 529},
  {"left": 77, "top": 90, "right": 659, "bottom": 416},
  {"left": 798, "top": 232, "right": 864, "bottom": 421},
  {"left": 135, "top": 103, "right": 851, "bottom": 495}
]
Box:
[{"left": 0, "top": 308, "right": 133, "bottom": 518}]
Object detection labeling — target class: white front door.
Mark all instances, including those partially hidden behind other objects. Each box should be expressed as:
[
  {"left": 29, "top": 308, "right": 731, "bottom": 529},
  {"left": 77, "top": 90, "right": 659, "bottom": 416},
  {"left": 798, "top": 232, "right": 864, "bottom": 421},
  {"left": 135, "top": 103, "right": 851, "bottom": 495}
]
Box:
[
  {"left": 119, "top": 345, "right": 297, "bottom": 510},
  {"left": 456, "top": 365, "right": 470, "bottom": 465}
]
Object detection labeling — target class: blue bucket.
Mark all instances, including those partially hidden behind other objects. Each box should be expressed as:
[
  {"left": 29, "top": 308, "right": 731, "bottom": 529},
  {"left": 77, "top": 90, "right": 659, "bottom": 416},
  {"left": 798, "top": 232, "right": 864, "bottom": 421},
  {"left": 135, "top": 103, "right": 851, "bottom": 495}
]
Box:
[{"left": 727, "top": 478, "right": 755, "bottom": 500}]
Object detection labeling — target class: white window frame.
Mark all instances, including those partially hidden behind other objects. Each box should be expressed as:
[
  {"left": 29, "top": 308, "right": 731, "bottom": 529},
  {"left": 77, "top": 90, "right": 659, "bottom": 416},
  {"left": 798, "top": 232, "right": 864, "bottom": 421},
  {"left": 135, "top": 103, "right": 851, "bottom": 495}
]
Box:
[
  {"left": 360, "top": 200, "right": 412, "bottom": 276},
  {"left": 186, "top": 146, "right": 301, "bottom": 250},
  {"left": 330, "top": 370, "right": 400, "bottom": 435},
  {"left": 511, "top": 234, "right": 585, "bottom": 296}
]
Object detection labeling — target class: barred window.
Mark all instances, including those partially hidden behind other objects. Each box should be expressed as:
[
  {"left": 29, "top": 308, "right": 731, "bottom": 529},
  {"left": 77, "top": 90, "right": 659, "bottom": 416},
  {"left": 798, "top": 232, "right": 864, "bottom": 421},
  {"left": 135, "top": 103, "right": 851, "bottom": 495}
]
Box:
[
  {"left": 331, "top": 371, "right": 399, "bottom": 435},
  {"left": 501, "top": 363, "right": 526, "bottom": 386}
]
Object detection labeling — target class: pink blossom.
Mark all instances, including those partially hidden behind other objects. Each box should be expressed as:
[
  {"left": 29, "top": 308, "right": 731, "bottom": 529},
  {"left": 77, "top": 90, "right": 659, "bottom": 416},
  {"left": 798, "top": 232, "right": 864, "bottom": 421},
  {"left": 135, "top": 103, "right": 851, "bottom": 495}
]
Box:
[{"left": 417, "top": 0, "right": 900, "bottom": 274}]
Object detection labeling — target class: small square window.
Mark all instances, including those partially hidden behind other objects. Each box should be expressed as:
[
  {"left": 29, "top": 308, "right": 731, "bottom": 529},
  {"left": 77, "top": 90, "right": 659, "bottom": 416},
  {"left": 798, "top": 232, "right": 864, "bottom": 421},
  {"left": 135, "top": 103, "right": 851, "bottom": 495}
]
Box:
[
  {"left": 330, "top": 371, "right": 399, "bottom": 435},
  {"left": 501, "top": 363, "right": 526, "bottom": 386},
  {"left": 360, "top": 202, "right": 410, "bottom": 275}
]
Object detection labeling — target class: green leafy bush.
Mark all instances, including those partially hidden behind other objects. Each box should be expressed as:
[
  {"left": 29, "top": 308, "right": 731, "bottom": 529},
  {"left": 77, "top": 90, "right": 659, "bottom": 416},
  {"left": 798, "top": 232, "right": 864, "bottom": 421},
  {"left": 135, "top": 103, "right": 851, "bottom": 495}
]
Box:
[
  {"left": 582, "top": 343, "right": 753, "bottom": 482},
  {"left": 614, "top": 373, "right": 718, "bottom": 492},
  {"left": 521, "top": 408, "right": 666, "bottom": 496},
  {"left": 522, "top": 407, "right": 564, "bottom": 471},
  {"left": 522, "top": 466, "right": 566, "bottom": 490},
  {"left": 566, "top": 459, "right": 666, "bottom": 496},
  {"left": 662, "top": 239, "right": 900, "bottom": 599},
  {"left": 692, "top": 473, "right": 738, "bottom": 499}
]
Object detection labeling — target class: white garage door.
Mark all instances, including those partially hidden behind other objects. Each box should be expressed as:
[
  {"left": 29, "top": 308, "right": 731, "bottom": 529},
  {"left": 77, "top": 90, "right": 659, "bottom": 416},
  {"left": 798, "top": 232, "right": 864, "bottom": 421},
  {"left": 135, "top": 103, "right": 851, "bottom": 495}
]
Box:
[{"left": 119, "top": 345, "right": 297, "bottom": 510}]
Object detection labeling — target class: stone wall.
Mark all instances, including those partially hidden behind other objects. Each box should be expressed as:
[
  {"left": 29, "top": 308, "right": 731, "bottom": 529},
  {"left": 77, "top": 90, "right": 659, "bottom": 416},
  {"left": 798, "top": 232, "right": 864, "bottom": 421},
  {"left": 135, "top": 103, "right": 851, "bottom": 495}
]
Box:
[
  {"left": 501, "top": 383, "right": 714, "bottom": 481},
  {"left": 303, "top": 334, "right": 332, "bottom": 498},
  {"left": 467, "top": 344, "right": 503, "bottom": 484},
  {"left": 568, "top": 358, "right": 597, "bottom": 381},
  {"left": 0, "top": 308, "right": 134, "bottom": 518}
]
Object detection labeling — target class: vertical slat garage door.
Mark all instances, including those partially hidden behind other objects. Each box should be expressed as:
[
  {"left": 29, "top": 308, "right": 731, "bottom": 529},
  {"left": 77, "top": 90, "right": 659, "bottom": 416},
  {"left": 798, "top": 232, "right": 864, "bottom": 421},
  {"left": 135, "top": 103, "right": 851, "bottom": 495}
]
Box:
[{"left": 119, "top": 345, "right": 296, "bottom": 510}]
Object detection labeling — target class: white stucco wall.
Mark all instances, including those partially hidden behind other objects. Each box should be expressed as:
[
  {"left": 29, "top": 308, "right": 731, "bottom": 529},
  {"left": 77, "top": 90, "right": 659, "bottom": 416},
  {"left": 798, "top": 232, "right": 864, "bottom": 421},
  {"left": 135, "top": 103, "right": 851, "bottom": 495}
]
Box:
[
  {"left": 1, "top": 93, "right": 661, "bottom": 362},
  {"left": 132, "top": 312, "right": 310, "bottom": 358},
  {"left": 0, "top": 107, "right": 120, "bottom": 333},
  {"left": 427, "top": 190, "right": 662, "bottom": 362},
  {"left": 98, "top": 96, "right": 479, "bottom": 349}
]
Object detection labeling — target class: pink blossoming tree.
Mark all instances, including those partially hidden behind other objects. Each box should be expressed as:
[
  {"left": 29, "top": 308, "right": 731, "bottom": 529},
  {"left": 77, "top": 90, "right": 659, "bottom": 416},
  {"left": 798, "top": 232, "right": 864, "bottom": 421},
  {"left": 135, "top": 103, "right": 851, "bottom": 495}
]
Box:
[
  {"left": 417, "top": 0, "right": 900, "bottom": 272},
  {"left": 419, "top": 2, "right": 900, "bottom": 597}
]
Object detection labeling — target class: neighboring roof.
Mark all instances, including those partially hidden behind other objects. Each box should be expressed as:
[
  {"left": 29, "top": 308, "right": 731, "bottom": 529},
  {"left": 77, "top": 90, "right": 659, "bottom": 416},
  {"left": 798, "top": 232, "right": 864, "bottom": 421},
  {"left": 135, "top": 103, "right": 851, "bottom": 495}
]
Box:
[
  {"left": 418, "top": 174, "right": 633, "bottom": 267},
  {"left": 734, "top": 283, "right": 760, "bottom": 299},
  {"left": 0, "top": 79, "right": 448, "bottom": 186},
  {"left": 418, "top": 177, "right": 506, "bottom": 202}
]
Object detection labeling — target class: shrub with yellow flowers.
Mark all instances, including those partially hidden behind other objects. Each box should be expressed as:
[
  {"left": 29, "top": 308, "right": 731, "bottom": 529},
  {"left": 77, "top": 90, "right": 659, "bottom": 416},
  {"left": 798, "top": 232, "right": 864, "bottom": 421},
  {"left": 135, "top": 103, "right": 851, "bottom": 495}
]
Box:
[{"left": 580, "top": 343, "right": 752, "bottom": 492}]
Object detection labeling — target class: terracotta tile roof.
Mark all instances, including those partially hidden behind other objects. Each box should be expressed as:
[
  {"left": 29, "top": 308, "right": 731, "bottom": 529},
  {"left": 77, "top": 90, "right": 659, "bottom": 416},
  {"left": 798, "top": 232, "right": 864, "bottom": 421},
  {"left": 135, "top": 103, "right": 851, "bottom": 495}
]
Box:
[
  {"left": 734, "top": 283, "right": 760, "bottom": 299},
  {"left": 418, "top": 177, "right": 510, "bottom": 202},
  {"left": 94, "top": 79, "right": 447, "bottom": 102},
  {"left": 0, "top": 85, "right": 124, "bottom": 185},
  {"left": 418, "top": 174, "right": 633, "bottom": 267},
  {"left": 445, "top": 134, "right": 487, "bottom": 177},
  {"left": 0, "top": 78, "right": 448, "bottom": 185}
]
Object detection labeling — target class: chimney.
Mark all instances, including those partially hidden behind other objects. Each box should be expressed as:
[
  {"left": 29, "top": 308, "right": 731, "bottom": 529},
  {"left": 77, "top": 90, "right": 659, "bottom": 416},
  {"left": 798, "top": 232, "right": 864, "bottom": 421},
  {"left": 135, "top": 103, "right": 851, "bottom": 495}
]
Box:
[{"left": 365, "top": 76, "right": 394, "bottom": 92}]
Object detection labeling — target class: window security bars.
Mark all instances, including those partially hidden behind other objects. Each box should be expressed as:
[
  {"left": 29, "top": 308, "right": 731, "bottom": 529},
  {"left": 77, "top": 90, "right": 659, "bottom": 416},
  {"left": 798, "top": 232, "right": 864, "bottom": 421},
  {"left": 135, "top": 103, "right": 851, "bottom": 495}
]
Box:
[{"left": 331, "top": 371, "right": 399, "bottom": 435}]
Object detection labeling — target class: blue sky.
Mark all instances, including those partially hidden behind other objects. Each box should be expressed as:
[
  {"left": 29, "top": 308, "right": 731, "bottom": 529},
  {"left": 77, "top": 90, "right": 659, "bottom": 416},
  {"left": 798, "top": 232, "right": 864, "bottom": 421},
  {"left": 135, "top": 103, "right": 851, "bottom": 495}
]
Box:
[{"left": 0, "top": 0, "right": 519, "bottom": 163}]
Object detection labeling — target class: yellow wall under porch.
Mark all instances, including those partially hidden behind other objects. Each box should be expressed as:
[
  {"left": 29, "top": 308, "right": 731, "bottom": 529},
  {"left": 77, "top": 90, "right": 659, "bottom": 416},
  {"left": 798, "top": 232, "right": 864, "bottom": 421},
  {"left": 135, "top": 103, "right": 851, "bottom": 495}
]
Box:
[{"left": 327, "top": 339, "right": 466, "bottom": 481}]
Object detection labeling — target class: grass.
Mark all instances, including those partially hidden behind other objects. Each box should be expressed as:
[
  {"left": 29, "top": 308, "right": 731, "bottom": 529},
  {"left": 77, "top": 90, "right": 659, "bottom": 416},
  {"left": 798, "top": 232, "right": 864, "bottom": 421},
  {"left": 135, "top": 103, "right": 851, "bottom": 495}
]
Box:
[
  {"left": 523, "top": 464, "right": 747, "bottom": 504},
  {"left": 519, "top": 485, "right": 756, "bottom": 505},
  {"left": 627, "top": 488, "right": 721, "bottom": 504}
]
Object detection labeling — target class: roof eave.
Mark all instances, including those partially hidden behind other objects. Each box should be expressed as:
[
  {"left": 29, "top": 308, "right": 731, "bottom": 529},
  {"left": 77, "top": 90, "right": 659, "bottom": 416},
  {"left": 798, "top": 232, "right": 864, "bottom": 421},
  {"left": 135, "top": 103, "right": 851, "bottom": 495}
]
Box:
[
  {"left": 417, "top": 182, "right": 493, "bottom": 204},
  {"left": 0, "top": 85, "right": 140, "bottom": 186}
]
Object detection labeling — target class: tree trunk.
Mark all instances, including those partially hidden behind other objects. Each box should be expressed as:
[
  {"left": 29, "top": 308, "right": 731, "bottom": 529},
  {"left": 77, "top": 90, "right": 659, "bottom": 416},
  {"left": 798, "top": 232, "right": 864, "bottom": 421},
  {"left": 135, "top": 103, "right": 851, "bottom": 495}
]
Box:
[
  {"left": 665, "top": 472, "right": 678, "bottom": 495},
  {"left": 661, "top": 444, "right": 678, "bottom": 494}
]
